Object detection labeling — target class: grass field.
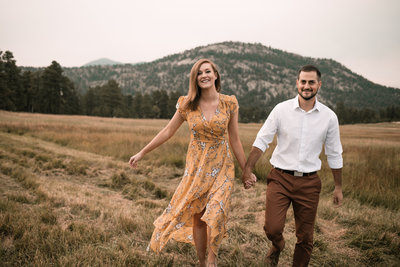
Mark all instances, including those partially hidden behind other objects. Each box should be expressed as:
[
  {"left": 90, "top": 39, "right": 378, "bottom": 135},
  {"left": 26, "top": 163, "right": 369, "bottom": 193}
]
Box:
[{"left": 0, "top": 110, "right": 399, "bottom": 266}]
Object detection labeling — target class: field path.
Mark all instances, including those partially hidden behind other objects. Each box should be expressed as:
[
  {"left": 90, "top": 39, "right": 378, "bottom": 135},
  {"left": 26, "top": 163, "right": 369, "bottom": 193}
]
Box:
[{"left": 1, "top": 129, "right": 399, "bottom": 266}]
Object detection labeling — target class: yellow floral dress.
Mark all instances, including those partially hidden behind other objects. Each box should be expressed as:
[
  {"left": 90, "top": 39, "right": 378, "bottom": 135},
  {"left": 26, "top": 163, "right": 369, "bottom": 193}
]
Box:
[{"left": 148, "top": 94, "right": 238, "bottom": 255}]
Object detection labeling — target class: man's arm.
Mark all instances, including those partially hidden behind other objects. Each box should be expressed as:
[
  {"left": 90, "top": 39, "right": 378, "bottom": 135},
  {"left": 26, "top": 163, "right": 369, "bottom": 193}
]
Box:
[
  {"left": 325, "top": 112, "right": 343, "bottom": 206},
  {"left": 241, "top": 146, "right": 264, "bottom": 188},
  {"left": 331, "top": 168, "right": 343, "bottom": 206}
]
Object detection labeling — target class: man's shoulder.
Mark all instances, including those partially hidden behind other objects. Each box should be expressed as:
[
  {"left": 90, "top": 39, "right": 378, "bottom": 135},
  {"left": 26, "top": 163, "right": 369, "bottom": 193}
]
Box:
[
  {"left": 274, "top": 97, "right": 296, "bottom": 110},
  {"left": 316, "top": 100, "right": 336, "bottom": 114},
  {"left": 316, "top": 101, "right": 339, "bottom": 121}
]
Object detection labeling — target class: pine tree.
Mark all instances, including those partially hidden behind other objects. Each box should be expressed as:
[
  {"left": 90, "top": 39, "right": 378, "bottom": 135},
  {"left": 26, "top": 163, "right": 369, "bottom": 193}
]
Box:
[
  {"left": 36, "top": 61, "right": 80, "bottom": 114},
  {"left": 167, "top": 90, "right": 181, "bottom": 118},
  {"left": 0, "top": 51, "right": 23, "bottom": 111},
  {"left": 152, "top": 90, "right": 169, "bottom": 118},
  {"left": 141, "top": 93, "right": 153, "bottom": 118},
  {"left": 61, "top": 78, "right": 80, "bottom": 114},
  {"left": 38, "top": 61, "right": 65, "bottom": 113},
  {"left": 124, "top": 94, "right": 133, "bottom": 117},
  {"left": 132, "top": 92, "right": 143, "bottom": 118},
  {"left": 83, "top": 87, "right": 97, "bottom": 115},
  {"left": 102, "top": 80, "right": 125, "bottom": 117},
  {"left": 21, "top": 71, "right": 36, "bottom": 112}
]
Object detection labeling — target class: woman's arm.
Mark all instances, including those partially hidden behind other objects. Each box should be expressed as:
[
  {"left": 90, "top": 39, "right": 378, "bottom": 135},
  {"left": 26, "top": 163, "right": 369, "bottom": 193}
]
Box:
[
  {"left": 129, "top": 110, "right": 184, "bottom": 168},
  {"left": 227, "top": 110, "right": 246, "bottom": 170},
  {"left": 228, "top": 110, "right": 257, "bottom": 189}
]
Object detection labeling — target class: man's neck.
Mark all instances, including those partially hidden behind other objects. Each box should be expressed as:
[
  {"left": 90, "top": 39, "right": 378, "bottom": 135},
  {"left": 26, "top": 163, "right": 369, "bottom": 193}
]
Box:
[{"left": 298, "top": 96, "right": 316, "bottom": 112}]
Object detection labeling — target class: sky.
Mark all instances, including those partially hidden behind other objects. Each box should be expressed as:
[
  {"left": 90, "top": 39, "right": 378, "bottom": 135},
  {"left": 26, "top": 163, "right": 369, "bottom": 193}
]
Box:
[{"left": 2, "top": 0, "right": 400, "bottom": 88}]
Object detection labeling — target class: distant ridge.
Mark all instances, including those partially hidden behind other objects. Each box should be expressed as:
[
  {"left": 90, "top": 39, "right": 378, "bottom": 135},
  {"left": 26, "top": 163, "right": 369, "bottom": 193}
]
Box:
[
  {"left": 83, "top": 58, "right": 122, "bottom": 67},
  {"left": 22, "top": 41, "right": 400, "bottom": 110}
]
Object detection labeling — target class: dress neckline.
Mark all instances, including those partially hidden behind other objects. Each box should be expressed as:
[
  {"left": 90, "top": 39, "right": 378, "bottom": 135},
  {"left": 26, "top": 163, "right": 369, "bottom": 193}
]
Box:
[{"left": 199, "top": 93, "right": 221, "bottom": 123}]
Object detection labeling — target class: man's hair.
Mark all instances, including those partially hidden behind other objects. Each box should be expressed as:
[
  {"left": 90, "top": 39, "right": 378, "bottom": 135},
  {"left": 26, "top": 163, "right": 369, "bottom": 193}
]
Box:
[{"left": 298, "top": 65, "right": 321, "bottom": 80}]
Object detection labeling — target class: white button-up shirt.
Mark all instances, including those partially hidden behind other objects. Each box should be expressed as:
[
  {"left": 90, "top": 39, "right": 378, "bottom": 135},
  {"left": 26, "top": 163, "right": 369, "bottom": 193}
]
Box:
[{"left": 253, "top": 96, "right": 343, "bottom": 172}]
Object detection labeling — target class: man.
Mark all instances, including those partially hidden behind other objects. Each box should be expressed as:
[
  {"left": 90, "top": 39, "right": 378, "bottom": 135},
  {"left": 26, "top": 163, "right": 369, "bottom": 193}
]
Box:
[{"left": 241, "top": 65, "right": 343, "bottom": 267}]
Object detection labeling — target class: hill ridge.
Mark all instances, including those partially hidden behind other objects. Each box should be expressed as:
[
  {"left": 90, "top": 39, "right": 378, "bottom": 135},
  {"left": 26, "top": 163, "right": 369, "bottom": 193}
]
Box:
[
  {"left": 24, "top": 41, "right": 400, "bottom": 110},
  {"left": 83, "top": 57, "right": 122, "bottom": 67}
]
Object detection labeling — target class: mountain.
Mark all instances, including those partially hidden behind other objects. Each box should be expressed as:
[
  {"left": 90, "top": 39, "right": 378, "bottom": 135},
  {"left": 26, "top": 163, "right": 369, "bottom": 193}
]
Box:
[
  {"left": 25, "top": 42, "right": 400, "bottom": 110},
  {"left": 82, "top": 58, "right": 122, "bottom": 67}
]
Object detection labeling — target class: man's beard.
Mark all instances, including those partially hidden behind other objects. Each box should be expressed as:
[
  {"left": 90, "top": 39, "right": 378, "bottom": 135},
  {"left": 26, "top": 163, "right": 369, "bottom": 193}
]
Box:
[{"left": 299, "top": 90, "right": 317, "bottom": 101}]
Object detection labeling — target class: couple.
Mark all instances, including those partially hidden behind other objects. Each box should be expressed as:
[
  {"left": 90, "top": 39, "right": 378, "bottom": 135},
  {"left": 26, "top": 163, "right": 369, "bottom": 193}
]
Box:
[{"left": 129, "top": 59, "right": 343, "bottom": 267}]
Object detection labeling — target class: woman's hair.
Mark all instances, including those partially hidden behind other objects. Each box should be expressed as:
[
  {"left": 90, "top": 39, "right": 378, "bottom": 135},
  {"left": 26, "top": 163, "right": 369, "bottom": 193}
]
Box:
[{"left": 183, "top": 58, "right": 221, "bottom": 111}]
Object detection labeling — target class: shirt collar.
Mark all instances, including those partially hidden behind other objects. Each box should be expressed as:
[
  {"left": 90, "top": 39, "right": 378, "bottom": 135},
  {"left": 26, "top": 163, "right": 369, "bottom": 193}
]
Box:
[{"left": 293, "top": 95, "right": 321, "bottom": 112}]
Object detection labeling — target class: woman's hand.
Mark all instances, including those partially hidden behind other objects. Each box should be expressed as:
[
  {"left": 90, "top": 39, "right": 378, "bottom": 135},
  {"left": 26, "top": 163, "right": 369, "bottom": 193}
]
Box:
[
  {"left": 128, "top": 111, "right": 184, "bottom": 169},
  {"left": 242, "top": 170, "right": 257, "bottom": 189},
  {"left": 129, "top": 152, "right": 143, "bottom": 168}
]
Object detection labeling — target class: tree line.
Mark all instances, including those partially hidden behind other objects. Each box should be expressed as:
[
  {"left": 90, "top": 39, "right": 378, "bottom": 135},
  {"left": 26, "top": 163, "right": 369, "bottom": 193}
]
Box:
[
  {"left": 82, "top": 80, "right": 181, "bottom": 119},
  {"left": 1, "top": 50, "right": 399, "bottom": 124},
  {"left": 335, "top": 102, "right": 400, "bottom": 124},
  {"left": 1, "top": 51, "right": 80, "bottom": 114}
]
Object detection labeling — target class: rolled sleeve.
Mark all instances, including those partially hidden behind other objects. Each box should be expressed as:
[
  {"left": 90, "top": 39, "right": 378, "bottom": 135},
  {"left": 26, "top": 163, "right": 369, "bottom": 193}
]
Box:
[
  {"left": 327, "top": 154, "right": 343, "bottom": 169},
  {"left": 253, "top": 138, "right": 268, "bottom": 153},
  {"left": 252, "top": 108, "right": 278, "bottom": 153},
  {"left": 325, "top": 114, "right": 343, "bottom": 169}
]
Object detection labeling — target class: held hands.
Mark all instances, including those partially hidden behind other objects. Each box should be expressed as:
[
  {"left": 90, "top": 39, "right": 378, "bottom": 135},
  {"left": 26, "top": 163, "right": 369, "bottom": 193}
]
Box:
[
  {"left": 129, "top": 152, "right": 143, "bottom": 168},
  {"left": 241, "top": 171, "right": 257, "bottom": 189}
]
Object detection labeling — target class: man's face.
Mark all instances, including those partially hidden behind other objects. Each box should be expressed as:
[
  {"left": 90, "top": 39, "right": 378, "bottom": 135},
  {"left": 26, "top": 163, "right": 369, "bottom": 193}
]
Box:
[{"left": 296, "top": 71, "right": 321, "bottom": 101}]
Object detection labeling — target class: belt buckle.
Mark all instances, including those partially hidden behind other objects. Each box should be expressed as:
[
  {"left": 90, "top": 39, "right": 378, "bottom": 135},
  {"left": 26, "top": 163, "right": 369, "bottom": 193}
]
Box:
[{"left": 294, "top": 171, "right": 303, "bottom": 177}]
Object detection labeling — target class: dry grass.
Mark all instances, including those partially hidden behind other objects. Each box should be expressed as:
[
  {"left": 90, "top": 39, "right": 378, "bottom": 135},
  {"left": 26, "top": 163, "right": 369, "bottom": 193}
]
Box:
[{"left": 0, "top": 110, "right": 399, "bottom": 266}]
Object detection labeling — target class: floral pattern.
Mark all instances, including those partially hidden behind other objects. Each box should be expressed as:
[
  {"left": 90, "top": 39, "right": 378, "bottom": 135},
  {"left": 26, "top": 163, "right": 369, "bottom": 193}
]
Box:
[{"left": 148, "top": 94, "right": 239, "bottom": 255}]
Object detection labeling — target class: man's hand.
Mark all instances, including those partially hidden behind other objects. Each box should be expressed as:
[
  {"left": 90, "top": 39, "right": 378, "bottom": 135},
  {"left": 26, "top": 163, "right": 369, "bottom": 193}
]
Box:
[
  {"left": 241, "top": 146, "right": 263, "bottom": 189},
  {"left": 333, "top": 186, "right": 343, "bottom": 206},
  {"left": 331, "top": 168, "right": 343, "bottom": 207},
  {"left": 242, "top": 170, "right": 257, "bottom": 189}
]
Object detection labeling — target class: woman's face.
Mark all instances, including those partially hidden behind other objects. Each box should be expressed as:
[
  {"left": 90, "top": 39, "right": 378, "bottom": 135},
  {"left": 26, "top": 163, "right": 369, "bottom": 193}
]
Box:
[{"left": 197, "top": 63, "right": 217, "bottom": 90}]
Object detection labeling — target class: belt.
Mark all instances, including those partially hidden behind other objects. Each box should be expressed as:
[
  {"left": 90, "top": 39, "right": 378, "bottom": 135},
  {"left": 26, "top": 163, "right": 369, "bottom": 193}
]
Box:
[{"left": 275, "top": 167, "right": 316, "bottom": 177}]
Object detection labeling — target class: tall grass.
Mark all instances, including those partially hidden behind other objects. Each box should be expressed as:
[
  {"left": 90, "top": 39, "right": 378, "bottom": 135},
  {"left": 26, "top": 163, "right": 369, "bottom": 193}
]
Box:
[{"left": 0, "top": 110, "right": 399, "bottom": 266}]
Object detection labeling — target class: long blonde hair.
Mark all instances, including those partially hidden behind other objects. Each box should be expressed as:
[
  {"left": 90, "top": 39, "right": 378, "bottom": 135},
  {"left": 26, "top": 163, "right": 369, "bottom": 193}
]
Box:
[{"left": 183, "top": 58, "right": 221, "bottom": 111}]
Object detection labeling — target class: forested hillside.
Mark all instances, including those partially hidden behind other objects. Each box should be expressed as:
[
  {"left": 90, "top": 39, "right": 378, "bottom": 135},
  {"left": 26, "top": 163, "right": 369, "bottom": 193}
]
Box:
[
  {"left": 60, "top": 41, "right": 399, "bottom": 110},
  {"left": 2, "top": 42, "right": 400, "bottom": 123}
]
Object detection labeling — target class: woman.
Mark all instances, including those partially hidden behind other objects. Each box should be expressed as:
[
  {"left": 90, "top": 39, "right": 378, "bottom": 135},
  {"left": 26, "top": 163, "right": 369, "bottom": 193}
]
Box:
[{"left": 129, "top": 58, "right": 256, "bottom": 267}]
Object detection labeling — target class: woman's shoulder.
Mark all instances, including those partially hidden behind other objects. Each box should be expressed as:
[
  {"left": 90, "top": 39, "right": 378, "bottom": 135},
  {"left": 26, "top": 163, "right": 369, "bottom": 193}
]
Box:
[
  {"left": 176, "top": 95, "right": 187, "bottom": 109},
  {"left": 220, "top": 94, "right": 238, "bottom": 114},
  {"left": 220, "top": 94, "right": 238, "bottom": 105},
  {"left": 177, "top": 95, "right": 188, "bottom": 103}
]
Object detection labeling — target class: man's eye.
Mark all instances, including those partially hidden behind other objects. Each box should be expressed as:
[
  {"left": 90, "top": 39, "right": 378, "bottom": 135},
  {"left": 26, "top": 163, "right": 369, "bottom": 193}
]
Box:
[{"left": 309, "top": 81, "right": 315, "bottom": 85}]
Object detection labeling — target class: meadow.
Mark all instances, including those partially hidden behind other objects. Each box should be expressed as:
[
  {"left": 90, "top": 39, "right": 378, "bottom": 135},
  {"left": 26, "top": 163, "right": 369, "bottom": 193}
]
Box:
[{"left": 0, "top": 110, "right": 399, "bottom": 266}]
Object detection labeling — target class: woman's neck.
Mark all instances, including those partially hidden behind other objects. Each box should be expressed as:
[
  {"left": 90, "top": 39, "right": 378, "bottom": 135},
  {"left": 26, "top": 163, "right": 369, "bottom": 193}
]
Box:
[{"left": 200, "top": 87, "right": 219, "bottom": 102}]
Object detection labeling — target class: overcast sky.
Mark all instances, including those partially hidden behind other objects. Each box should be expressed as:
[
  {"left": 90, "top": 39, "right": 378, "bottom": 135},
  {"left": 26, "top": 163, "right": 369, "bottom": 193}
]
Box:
[{"left": 2, "top": 0, "right": 400, "bottom": 88}]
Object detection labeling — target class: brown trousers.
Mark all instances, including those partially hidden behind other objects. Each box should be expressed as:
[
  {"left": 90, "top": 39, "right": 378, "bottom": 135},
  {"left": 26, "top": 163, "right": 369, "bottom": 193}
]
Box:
[{"left": 264, "top": 168, "right": 321, "bottom": 267}]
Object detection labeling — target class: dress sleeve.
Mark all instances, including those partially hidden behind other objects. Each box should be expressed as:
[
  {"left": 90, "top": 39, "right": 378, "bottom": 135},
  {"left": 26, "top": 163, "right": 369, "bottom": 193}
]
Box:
[
  {"left": 176, "top": 96, "right": 187, "bottom": 121},
  {"left": 229, "top": 95, "right": 239, "bottom": 114}
]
